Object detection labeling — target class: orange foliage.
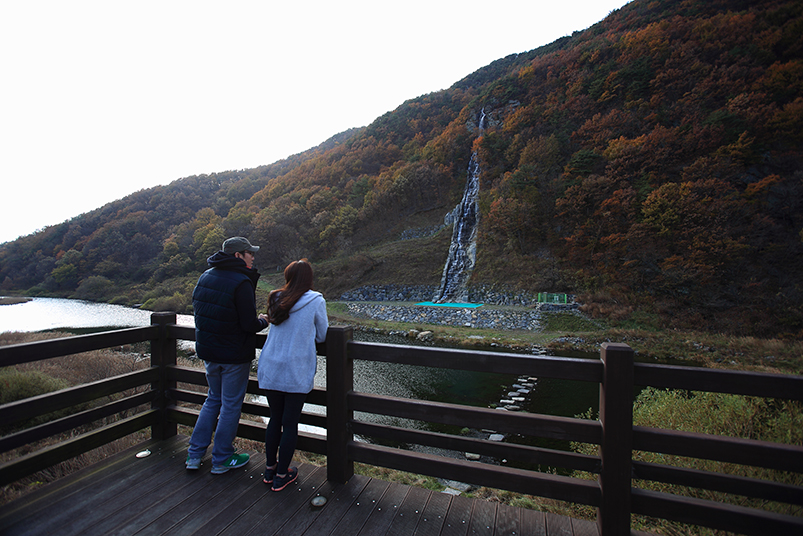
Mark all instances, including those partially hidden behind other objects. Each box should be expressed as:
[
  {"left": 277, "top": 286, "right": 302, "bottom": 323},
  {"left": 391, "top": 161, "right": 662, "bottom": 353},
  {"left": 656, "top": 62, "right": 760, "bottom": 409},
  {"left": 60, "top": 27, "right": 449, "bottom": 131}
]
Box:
[{"left": 2, "top": 0, "right": 802, "bottom": 336}]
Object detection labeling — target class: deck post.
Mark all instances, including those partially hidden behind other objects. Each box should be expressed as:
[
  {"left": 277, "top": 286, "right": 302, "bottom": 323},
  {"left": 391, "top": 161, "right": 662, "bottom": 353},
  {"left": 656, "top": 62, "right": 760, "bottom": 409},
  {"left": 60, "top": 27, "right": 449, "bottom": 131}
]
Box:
[
  {"left": 326, "top": 325, "right": 354, "bottom": 483},
  {"left": 150, "top": 312, "right": 178, "bottom": 440},
  {"left": 597, "top": 342, "right": 635, "bottom": 536}
]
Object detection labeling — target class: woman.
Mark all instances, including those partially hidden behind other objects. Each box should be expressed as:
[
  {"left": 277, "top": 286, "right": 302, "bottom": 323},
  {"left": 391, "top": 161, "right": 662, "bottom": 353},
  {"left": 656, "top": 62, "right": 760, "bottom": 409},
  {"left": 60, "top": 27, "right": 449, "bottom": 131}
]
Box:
[{"left": 257, "top": 259, "right": 328, "bottom": 491}]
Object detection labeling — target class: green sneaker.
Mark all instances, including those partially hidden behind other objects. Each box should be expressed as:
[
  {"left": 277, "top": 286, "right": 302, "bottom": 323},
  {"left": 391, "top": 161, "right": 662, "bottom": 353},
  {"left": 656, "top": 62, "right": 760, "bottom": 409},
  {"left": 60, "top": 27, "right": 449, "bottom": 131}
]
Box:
[
  {"left": 211, "top": 452, "right": 250, "bottom": 474},
  {"left": 185, "top": 456, "right": 202, "bottom": 470}
]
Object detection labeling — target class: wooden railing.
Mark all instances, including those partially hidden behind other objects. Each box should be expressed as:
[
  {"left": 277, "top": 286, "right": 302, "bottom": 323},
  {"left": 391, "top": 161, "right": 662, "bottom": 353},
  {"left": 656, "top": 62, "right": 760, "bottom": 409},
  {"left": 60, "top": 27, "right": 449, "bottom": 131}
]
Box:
[{"left": 0, "top": 312, "right": 801, "bottom": 536}]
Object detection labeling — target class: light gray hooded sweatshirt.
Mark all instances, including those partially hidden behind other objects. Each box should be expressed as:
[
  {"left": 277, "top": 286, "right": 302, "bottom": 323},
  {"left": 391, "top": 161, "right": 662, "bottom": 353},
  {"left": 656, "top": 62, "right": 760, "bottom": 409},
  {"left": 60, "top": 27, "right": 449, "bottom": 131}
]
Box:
[{"left": 257, "top": 290, "right": 328, "bottom": 394}]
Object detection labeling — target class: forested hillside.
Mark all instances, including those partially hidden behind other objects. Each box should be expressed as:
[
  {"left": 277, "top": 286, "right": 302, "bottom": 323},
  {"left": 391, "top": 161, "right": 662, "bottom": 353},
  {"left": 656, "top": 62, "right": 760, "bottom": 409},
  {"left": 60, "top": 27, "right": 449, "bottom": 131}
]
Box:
[{"left": 1, "top": 0, "right": 801, "bottom": 337}]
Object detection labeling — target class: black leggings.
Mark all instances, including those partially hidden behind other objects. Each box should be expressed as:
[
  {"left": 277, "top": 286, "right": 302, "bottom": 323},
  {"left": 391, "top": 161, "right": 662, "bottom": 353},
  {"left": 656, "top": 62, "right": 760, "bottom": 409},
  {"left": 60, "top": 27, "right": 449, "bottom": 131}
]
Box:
[{"left": 264, "top": 390, "right": 307, "bottom": 474}]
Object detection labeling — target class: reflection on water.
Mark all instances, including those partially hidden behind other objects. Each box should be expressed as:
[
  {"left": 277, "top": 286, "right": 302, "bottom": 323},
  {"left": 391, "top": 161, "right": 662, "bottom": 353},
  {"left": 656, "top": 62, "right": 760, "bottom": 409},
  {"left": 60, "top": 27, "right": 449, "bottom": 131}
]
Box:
[{"left": 0, "top": 296, "right": 193, "bottom": 332}]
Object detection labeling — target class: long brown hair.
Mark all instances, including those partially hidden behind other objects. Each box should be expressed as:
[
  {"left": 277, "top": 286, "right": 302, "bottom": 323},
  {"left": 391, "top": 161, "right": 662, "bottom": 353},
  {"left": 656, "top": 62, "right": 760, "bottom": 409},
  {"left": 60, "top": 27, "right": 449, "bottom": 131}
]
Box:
[{"left": 267, "top": 259, "right": 314, "bottom": 325}]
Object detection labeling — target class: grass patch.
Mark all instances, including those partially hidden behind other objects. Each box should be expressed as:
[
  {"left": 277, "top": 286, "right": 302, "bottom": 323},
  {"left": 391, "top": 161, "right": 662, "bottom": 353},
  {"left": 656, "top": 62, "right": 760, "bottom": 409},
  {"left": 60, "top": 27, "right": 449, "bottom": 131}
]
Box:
[
  {"left": 572, "top": 388, "right": 803, "bottom": 534},
  {"left": 541, "top": 312, "right": 603, "bottom": 332},
  {"left": 354, "top": 463, "right": 445, "bottom": 491},
  {"left": 326, "top": 302, "right": 349, "bottom": 315},
  {"left": 326, "top": 303, "right": 555, "bottom": 350},
  {"left": 314, "top": 232, "right": 450, "bottom": 299},
  {"left": 257, "top": 278, "right": 277, "bottom": 293}
]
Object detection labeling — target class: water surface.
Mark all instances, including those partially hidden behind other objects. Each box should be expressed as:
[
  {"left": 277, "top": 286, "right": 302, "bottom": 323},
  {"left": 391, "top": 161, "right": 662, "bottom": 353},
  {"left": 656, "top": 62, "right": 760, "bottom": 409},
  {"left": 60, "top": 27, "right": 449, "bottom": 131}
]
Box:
[{"left": 0, "top": 297, "right": 193, "bottom": 332}]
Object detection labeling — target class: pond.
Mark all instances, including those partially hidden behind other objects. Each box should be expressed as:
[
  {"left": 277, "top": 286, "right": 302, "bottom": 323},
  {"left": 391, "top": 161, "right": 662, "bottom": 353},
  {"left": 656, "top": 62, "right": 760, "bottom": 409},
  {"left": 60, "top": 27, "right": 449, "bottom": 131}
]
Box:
[
  {"left": 0, "top": 296, "right": 194, "bottom": 332},
  {"left": 1, "top": 297, "right": 601, "bottom": 469},
  {"left": 327, "top": 330, "right": 600, "bottom": 468}
]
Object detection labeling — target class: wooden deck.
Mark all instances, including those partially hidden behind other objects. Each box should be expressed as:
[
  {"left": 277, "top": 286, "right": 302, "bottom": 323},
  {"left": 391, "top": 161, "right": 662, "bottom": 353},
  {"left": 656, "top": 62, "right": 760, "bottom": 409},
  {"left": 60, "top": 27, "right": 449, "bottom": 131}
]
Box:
[{"left": 0, "top": 436, "right": 608, "bottom": 536}]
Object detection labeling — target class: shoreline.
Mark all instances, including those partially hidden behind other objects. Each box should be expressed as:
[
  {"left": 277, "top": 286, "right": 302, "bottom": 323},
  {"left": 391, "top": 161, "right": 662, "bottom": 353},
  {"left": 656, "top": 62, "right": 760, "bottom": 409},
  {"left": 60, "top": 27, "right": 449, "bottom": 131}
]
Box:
[{"left": 0, "top": 297, "right": 31, "bottom": 305}]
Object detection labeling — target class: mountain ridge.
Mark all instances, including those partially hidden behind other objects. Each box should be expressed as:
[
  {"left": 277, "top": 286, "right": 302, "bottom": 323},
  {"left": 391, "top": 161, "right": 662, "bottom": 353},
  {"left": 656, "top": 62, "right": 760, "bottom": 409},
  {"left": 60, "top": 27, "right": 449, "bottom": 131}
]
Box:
[{"left": 2, "top": 0, "right": 801, "bottom": 337}]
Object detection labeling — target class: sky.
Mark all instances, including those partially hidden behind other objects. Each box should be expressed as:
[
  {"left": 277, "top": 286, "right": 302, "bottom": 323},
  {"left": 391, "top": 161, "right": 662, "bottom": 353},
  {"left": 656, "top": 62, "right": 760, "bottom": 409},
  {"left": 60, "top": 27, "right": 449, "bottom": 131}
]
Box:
[{"left": 0, "top": 0, "right": 632, "bottom": 245}]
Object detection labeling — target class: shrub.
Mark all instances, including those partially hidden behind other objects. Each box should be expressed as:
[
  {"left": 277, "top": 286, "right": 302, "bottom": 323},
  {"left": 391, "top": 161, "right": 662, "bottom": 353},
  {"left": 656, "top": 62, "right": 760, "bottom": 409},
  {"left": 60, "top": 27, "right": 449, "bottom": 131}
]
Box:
[
  {"left": 26, "top": 285, "right": 47, "bottom": 296},
  {"left": 74, "top": 276, "right": 113, "bottom": 301},
  {"left": 140, "top": 276, "right": 195, "bottom": 313},
  {"left": 0, "top": 368, "right": 69, "bottom": 405},
  {"left": 0, "top": 368, "right": 71, "bottom": 432},
  {"left": 144, "top": 292, "right": 190, "bottom": 313}
]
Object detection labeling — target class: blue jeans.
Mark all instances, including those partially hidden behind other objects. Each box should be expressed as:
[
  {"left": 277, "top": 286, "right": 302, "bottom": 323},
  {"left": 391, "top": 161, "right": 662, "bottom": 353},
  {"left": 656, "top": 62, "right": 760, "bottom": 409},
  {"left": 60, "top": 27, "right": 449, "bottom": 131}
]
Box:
[{"left": 188, "top": 361, "right": 251, "bottom": 465}]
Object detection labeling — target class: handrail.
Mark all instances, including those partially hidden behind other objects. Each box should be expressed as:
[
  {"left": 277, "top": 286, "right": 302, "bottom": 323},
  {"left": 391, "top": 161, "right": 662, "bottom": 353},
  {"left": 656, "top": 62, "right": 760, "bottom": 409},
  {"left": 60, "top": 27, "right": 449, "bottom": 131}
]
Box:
[
  {"left": 632, "top": 425, "right": 803, "bottom": 471},
  {"left": 348, "top": 391, "right": 602, "bottom": 443},
  {"left": 632, "top": 460, "right": 803, "bottom": 504},
  {"left": 348, "top": 340, "right": 604, "bottom": 381},
  {"left": 0, "top": 312, "right": 800, "bottom": 536},
  {"left": 349, "top": 441, "right": 603, "bottom": 506},
  {"left": 349, "top": 421, "right": 601, "bottom": 473},
  {"left": 631, "top": 488, "right": 802, "bottom": 535},
  {"left": 0, "top": 368, "right": 159, "bottom": 428},
  {"left": 0, "top": 326, "right": 159, "bottom": 366},
  {"left": 634, "top": 362, "right": 803, "bottom": 400}
]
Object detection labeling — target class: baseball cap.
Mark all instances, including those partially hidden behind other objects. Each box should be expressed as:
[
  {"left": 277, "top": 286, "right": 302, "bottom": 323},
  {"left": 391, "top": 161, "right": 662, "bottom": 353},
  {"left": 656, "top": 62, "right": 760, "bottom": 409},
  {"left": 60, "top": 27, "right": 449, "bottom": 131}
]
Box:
[{"left": 222, "top": 236, "right": 259, "bottom": 254}]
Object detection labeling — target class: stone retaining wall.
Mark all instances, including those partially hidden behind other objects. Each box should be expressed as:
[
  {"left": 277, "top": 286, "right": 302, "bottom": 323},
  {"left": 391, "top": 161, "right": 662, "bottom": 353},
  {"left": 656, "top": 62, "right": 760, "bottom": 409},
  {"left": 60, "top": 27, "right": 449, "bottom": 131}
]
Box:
[
  {"left": 347, "top": 302, "right": 545, "bottom": 330},
  {"left": 341, "top": 285, "right": 580, "bottom": 331},
  {"left": 340, "top": 284, "right": 567, "bottom": 307}
]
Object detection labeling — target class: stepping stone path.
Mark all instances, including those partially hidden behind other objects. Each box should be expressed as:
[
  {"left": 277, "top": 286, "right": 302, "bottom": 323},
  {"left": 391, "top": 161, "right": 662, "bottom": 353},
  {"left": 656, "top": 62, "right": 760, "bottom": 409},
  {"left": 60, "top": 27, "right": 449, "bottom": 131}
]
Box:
[
  {"left": 499, "top": 377, "right": 537, "bottom": 411},
  {"left": 465, "top": 376, "right": 540, "bottom": 458}
]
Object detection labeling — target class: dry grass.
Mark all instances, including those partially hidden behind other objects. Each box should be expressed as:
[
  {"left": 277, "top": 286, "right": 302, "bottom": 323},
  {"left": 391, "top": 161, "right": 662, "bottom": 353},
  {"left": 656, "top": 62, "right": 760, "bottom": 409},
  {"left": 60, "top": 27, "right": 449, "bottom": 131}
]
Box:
[
  {"left": 0, "top": 330, "right": 152, "bottom": 387},
  {"left": 314, "top": 231, "right": 450, "bottom": 300},
  {"left": 0, "top": 331, "right": 153, "bottom": 505},
  {"left": 467, "top": 485, "right": 595, "bottom": 520},
  {"left": 0, "top": 330, "right": 71, "bottom": 346},
  {"left": 548, "top": 328, "right": 803, "bottom": 374}
]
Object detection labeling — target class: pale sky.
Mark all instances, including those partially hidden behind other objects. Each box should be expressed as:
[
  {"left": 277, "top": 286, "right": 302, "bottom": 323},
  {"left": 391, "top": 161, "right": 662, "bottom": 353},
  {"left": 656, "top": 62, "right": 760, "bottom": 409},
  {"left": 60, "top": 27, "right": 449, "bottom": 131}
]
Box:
[{"left": 0, "top": 0, "right": 631, "bottom": 244}]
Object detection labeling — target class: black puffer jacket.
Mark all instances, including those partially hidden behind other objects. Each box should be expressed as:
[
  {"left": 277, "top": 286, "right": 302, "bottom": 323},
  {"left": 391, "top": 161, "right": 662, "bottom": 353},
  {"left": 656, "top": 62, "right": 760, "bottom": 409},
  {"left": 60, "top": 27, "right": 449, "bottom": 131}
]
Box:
[{"left": 192, "top": 251, "right": 267, "bottom": 364}]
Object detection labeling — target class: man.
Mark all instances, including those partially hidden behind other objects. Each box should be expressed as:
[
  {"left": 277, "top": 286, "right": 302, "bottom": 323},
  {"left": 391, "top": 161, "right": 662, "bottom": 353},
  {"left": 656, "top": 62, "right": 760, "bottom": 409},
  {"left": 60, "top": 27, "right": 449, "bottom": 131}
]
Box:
[{"left": 186, "top": 236, "right": 269, "bottom": 474}]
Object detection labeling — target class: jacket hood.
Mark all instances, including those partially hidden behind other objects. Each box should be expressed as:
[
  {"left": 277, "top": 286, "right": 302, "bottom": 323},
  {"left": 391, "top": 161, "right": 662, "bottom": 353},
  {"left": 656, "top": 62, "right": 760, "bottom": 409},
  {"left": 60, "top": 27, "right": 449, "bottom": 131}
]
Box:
[
  {"left": 206, "top": 251, "right": 260, "bottom": 284},
  {"left": 207, "top": 250, "right": 246, "bottom": 269},
  {"left": 290, "top": 290, "right": 322, "bottom": 313}
]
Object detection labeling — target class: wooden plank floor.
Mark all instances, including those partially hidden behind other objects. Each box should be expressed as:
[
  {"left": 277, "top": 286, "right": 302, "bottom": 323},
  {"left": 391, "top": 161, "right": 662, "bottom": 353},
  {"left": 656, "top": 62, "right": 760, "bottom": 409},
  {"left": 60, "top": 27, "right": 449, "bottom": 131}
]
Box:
[{"left": 0, "top": 436, "right": 605, "bottom": 536}]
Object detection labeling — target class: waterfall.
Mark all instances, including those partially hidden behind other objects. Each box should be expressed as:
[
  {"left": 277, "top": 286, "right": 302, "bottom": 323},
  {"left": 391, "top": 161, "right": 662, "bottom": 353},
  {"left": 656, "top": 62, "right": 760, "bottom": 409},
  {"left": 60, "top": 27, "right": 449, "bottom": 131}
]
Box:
[{"left": 434, "top": 109, "right": 485, "bottom": 303}]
